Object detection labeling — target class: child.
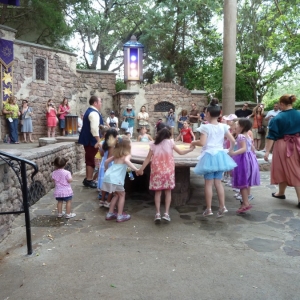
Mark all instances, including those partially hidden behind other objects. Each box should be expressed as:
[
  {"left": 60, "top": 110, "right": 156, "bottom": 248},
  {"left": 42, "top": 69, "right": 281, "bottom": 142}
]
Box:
[
  {"left": 191, "top": 99, "right": 237, "bottom": 218},
  {"left": 177, "top": 109, "right": 188, "bottom": 132},
  {"left": 137, "top": 126, "right": 195, "bottom": 222},
  {"left": 177, "top": 121, "right": 195, "bottom": 143},
  {"left": 103, "top": 137, "right": 140, "bottom": 222},
  {"left": 93, "top": 126, "right": 108, "bottom": 181},
  {"left": 97, "top": 128, "right": 118, "bottom": 207},
  {"left": 137, "top": 126, "right": 153, "bottom": 142},
  {"left": 51, "top": 157, "right": 76, "bottom": 219},
  {"left": 229, "top": 118, "right": 260, "bottom": 213}
]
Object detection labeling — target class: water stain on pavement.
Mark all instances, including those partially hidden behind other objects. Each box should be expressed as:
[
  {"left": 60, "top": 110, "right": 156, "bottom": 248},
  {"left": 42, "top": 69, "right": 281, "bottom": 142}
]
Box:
[{"left": 246, "top": 237, "right": 282, "bottom": 252}]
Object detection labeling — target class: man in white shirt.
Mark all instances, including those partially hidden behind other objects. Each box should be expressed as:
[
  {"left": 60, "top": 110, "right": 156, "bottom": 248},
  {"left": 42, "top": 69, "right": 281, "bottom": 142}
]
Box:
[
  {"left": 106, "top": 111, "right": 119, "bottom": 129},
  {"left": 262, "top": 102, "right": 280, "bottom": 151}
]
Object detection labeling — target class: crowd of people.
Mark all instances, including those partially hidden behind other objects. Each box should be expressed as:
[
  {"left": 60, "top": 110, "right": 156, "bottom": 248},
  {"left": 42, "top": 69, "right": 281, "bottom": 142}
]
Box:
[
  {"left": 3, "top": 94, "right": 299, "bottom": 221},
  {"left": 51, "top": 94, "right": 300, "bottom": 223}
]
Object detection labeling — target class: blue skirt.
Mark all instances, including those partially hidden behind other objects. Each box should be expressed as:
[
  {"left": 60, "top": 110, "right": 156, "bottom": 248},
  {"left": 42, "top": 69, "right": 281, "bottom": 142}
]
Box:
[{"left": 194, "top": 151, "right": 237, "bottom": 175}]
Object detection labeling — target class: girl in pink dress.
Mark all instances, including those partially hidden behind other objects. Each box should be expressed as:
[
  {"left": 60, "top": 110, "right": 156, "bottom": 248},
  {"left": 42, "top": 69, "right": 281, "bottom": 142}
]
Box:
[
  {"left": 137, "top": 126, "right": 195, "bottom": 222},
  {"left": 46, "top": 99, "right": 58, "bottom": 137}
]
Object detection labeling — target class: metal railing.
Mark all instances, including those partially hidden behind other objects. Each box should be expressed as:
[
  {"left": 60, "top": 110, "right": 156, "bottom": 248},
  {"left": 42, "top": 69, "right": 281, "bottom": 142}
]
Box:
[{"left": 0, "top": 150, "right": 38, "bottom": 255}]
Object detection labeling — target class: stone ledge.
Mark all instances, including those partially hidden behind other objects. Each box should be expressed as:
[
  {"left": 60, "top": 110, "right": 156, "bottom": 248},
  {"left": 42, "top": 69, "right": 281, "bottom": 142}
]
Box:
[{"left": 38, "top": 138, "right": 57, "bottom": 147}]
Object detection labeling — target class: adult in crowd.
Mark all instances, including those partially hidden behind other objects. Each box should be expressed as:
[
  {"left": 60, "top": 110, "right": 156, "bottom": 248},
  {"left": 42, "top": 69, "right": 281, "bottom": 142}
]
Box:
[
  {"left": 164, "top": 108, "right": 176, "bottom": 138},
  {"left": 137, "top": 105, "right": 149, "bottom": 131},
  {"left": 235, "top": 103, "right": 252, "bottom": 118},
  {"left": 264, "top": 94, "right": 300, "bottom": 208},
  {"left": 264, "top": 102, "right": 281, "bottom": 136},
  {"left": 78, "top": 111, "right": 84, "bottom": 133},
  {"left": 122, "top": 104, "right": 135, "bottom": 137},
  {"left": 78, "top": 96, "right": 103, "bottom": 188},
  {"left": 106, "top": 111, "right": 118, "bottom": 129},
  {"left": 189, "top": 103, "right": 200, "bottom": 136},
  {"left": 46, "top": 99, "right": 57, "bottom": 137},
  {"left": 177, "top": 109, "right": 188, "bottom": 132},
  {"left": 2, "top": 96, "right": 20, "bottom": 144},
  {"left": 248, "top": 104, "right": 265, "bottom": 150},
  {"left": 57, "top": 97, "right": 70, "bottom": 136},
  {"left": 20, "top": 100, "right": 34, "bottom": 143}
]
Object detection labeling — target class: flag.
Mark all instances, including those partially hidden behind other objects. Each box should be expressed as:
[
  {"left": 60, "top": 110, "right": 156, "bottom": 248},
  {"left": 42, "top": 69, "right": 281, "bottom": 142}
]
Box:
[{"left": 0, "top": 0, "right": 20, "bottom": 5}]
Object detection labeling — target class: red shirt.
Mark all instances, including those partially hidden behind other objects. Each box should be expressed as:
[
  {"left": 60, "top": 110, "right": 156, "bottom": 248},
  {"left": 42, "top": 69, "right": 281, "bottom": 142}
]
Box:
[{"left": 181, "top": 127, "right": 193, "bottom": 143}]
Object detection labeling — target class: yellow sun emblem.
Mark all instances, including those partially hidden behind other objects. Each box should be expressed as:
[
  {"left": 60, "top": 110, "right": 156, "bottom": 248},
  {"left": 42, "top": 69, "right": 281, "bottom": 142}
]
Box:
[
  {"left": 3, "top": 87, "right": 12, "bottom": 96},
  {"left": 2, "top": 72, "right": 12, "bottom": 85}
]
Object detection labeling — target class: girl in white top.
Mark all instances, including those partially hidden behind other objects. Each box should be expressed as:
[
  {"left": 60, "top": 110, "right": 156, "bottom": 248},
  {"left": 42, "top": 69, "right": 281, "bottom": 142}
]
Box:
[
  {"left": 102, "top": 137, "right": 140, "bottom": 223},
  {"left": 191, "top": 99, "right": 237, "bottom": 218}
]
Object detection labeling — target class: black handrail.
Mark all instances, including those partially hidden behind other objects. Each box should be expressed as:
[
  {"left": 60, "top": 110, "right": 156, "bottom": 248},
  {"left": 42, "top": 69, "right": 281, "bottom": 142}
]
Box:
[{"left": 0, "top": 150, "right": 38, "bottom": 255}]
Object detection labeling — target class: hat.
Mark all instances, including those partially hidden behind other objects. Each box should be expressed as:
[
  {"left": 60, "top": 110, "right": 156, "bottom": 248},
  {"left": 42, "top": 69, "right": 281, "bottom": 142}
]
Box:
[
  {"left": 110, "top": 111, "right": 115, "bottom": 115},
  {"left": 223, "top": 114, "right": 237, "bottom": 121},
  {"left": 126, "top": 104, "right": 133, "bottom": 109}
]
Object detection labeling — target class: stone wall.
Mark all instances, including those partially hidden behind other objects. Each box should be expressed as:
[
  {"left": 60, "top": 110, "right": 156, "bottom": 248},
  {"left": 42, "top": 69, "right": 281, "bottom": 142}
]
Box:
[
  {"left": 0, "top": 25, "right": 117, "bottom": 141},
  {"left": 113, "top": 83, "right": 207, "bottom": 137},
  {"left": 0, "top": 142, "right": 84, "bottom": 242}
]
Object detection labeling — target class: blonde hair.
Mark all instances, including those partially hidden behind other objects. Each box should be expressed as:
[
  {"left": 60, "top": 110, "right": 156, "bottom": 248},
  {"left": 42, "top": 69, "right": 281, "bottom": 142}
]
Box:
[
  {"left": 113, "top": 137, "right": 131, "bottom": 158},
  {"left": 7, "top": 96, "right": 17, "bottom": 104}
]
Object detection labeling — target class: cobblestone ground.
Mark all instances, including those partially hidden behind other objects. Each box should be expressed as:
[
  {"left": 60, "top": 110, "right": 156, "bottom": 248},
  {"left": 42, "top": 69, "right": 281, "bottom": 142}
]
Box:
[{"left": 0, "top": 170, "right": 300, "bottom": 300}]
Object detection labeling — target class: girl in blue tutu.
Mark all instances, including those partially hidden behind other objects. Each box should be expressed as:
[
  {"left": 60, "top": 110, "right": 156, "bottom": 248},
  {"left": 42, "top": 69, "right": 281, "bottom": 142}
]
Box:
[
  {"left": 229, "top": 118, "right": 260, "bottom": 214},
  {"left": 191, "top": 99, "right": 237, "bottom": 217}
]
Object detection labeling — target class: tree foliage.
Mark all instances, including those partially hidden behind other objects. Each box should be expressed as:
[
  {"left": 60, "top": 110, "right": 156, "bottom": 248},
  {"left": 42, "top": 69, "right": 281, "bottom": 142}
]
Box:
[{"left": 0, "top": 0, "right": 73, "bottom": 48}]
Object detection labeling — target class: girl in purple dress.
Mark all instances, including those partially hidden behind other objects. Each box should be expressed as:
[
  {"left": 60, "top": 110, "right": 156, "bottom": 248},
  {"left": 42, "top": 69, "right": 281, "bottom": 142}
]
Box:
[{"left": 229, "top": 118, "right": 260, "bottom": 214}]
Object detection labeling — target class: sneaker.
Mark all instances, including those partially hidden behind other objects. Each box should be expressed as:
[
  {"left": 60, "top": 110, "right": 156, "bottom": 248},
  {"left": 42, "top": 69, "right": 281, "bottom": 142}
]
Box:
[
  {"left": 162, "top": 213, "right": 171, "bottom": 222},
  {"left": 103, "top": 201, "right": 110, "bottom": 208},
  {"left": 234, "top": 193, "right": 241, "bottom": 198},
  {"left": 83, "top": 178, "right": 97, "bottom": 188},
  {"left": 99, "top": 200, "right": 105, "bottom": 207},
  {"left": 65, "top": 213, "right": 76, "bottom": 219},
  {"left": 154, "top": 213, "right": 161, "bottom": 222},
  {"left": 105, "top": 212, "right": 117, "bottom": 220},
  {"left": 57, "top": 211, "right": 65, "bottom": 218},
  {"left": 203, "top": 209, "right": 213, "bottom": 217},
  {"left": 98, "top": 192, "right": 102, "bottom": 200},
  {"left": 225, "top": 182, "right": 232, "bottom": 187},
  {"left": 232, "top": 188, "right": 240, "bottom": 193},
  {"left": 116, "top": 213, "right": 131, "bottom": 223},
  {"left": 217, "top": 207, "right": 228, "bottom": 218}
]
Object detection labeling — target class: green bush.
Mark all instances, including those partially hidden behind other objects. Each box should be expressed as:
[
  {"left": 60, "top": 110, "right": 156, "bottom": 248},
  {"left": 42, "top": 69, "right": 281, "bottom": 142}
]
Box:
[
  {"left": 115, "top": 79, "right": 127, "bottom": 93},
  {"left": 263, "top": 96, "right": 300, "bottom": 111}
]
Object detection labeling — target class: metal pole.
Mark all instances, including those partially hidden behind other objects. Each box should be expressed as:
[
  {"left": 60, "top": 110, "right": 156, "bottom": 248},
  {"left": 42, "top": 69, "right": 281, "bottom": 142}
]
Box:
[
  {"left": 222, "top": 0, "right": 237, "bottom": 115},
  {"left": 21, "top": 161, "right": 33, "bottom": 255}
]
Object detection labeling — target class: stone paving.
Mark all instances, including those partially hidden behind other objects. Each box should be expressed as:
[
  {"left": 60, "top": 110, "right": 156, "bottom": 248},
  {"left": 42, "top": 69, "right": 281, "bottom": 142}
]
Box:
[{"left": 0, "top": 169, "right": 300, "bottom": 299}]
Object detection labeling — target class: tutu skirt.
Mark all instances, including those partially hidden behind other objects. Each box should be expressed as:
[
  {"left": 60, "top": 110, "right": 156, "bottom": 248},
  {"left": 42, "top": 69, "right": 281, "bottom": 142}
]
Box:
[
  {"left": 232, "top": 152, "right": 260, "bottom": 189},
  {"left": 194, "top": 151, "right": 237, "bottom": 175}
]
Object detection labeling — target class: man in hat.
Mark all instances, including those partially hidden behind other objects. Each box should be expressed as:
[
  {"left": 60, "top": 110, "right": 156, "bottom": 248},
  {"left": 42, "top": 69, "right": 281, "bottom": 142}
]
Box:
[
  {"left": 122, "top": 104, "right": 135, "bottom": 137},
  {"left": 106, "top": 111, "right": 119, "bottom": 129}
]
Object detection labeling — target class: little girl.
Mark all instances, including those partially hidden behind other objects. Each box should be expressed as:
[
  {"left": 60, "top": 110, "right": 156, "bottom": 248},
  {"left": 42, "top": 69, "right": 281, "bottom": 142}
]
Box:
[
  {"left": 177, "top": 121, "right": 195, "bottom": 143},
  {"left": 137, "top": 126, "right": 153, "bottom": 142},
  {"left": 229, "top": 118, "right": 260, "bottom": 213},
  {"left": 191, "top": 99, "right": 237, "bottom": 218},
  {"left": 103, "top": 137, "right": 140, "bottom": 222},
  {"left": 51, "top": 157, "right": 76, "bottom": 219},
  {"left": 137, "top": 126, "right": 195, "bottom": 222},
  {"left": 97, "top": 128, "right": 118, "bottom": 207}
]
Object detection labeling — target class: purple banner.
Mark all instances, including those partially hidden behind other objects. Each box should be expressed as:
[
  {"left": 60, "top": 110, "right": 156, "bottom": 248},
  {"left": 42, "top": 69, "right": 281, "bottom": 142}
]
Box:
[
  {"left": 0, "top": 38, "right": 14, "bottom": 69},
  {"left": 1, "top": 65, "right": 13, "bottom": 102},
  {"left": 0, "top": 0, "right": 20, "bottom": 5}
]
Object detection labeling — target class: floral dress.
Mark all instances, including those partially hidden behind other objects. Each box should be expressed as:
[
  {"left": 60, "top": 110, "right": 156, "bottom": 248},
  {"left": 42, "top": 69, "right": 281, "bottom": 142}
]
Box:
[{"left": 149, "top": 139, "right": 175, "bottom": 190}]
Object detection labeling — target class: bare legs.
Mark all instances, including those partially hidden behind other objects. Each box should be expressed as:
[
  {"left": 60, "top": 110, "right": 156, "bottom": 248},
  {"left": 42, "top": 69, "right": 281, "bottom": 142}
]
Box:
[
  {"left": 57, "top": 200, "right": 72, "bottom": 215},
  {"left": 23, "top": 132, "right": 33, "bottom": 142},
  {"left": 275, "top": 182, "right": 300, "bottom": 204},
  {"left": 204, "top": 179, "right": 226, "bottom": 210},
  {"left": 154, "top": 189, "right": 171, "bottom": 215},
  {"left": 254, "top": 138, "right": 261, "bottom": 150},
  {"left": 47, "top": 126, "right": 55, "bottom": 137},
  {"left": 108, "top": 191, "right": 125, "bottom": 215}
]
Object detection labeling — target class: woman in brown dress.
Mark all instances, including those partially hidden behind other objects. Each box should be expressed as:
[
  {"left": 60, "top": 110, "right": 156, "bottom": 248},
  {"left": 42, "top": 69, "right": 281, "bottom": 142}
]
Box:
[{"left": 264, "top": 94, "right": 300, "bottom": 208}]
